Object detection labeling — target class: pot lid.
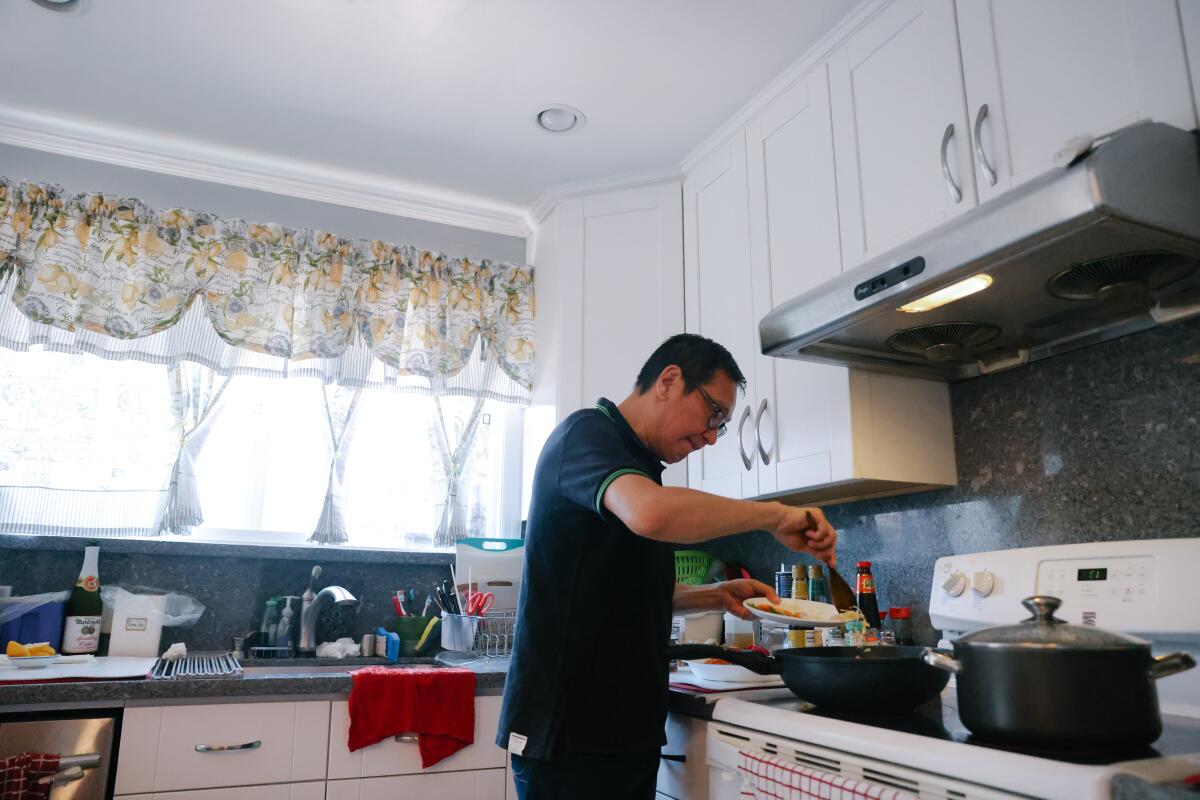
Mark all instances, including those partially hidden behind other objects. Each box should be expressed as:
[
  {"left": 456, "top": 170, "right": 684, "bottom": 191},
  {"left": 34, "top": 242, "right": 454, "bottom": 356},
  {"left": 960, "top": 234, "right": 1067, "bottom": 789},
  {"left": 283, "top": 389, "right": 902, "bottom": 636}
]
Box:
[{"left": 958, "top": 596, "right": 1147, "bottom": 648}]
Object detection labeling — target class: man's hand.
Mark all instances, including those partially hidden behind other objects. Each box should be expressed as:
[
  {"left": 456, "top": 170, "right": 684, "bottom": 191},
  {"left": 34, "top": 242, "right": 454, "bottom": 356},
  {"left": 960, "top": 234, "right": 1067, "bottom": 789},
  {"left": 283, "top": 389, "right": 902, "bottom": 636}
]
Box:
[
  {"left": 770, "top": 505, "right": 837, "bottom": 566},
  {"left": 715, "top": 579, "right": 778, "bottom": 620},
  {"left": 672, "top": 579, "right": 779, "bottom": 619}
]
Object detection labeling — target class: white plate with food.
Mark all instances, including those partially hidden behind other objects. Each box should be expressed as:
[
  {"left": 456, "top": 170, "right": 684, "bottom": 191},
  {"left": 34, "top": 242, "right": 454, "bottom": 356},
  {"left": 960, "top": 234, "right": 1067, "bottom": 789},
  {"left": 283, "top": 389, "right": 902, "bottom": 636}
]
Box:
[
  {"left": 683, "top": 658, "right": 779, "bottom": 685},
  {"left": 743, "top": 597, "right": 859, "bottom": 628}
]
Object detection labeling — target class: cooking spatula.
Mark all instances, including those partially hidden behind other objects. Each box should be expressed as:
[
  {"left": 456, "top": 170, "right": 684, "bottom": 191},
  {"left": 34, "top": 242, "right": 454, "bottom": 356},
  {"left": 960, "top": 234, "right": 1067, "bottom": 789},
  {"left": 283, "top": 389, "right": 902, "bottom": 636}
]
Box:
[{"left": 806, "top": 510, "right": 856, "bottom": 612}]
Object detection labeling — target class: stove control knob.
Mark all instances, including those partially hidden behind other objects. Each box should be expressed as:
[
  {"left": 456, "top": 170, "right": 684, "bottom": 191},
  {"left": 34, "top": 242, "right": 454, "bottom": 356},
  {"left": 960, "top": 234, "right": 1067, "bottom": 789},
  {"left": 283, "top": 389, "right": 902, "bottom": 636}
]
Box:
[
  {"left": 971, "top": 570, "right": 995, "bottom": 597},
  {"left": 942, "top": 572, "right": 967, "bottom": 597}
]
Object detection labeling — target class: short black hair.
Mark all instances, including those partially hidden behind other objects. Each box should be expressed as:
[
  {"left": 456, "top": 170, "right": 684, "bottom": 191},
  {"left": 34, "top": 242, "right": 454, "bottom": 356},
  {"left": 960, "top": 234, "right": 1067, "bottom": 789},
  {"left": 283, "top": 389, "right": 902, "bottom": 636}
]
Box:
[{"left": 634, "top": 333, "right": 746, "bottom": 395}]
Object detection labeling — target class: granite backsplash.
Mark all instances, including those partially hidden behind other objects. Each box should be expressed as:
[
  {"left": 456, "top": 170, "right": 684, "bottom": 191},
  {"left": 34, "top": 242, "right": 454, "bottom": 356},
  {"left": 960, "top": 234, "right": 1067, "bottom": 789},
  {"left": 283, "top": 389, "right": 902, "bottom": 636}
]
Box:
[
  {"left": 0, "top": 536, "right": 455, "bottom": 653},
  {"left": 702, "top": 318, "right": 1200, "bottom": 645}
]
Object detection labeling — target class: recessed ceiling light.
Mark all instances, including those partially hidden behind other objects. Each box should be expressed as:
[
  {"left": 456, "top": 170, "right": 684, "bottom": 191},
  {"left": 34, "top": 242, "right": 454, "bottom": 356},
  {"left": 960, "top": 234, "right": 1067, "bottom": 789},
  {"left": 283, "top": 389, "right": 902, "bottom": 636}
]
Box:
[{"left": 535, "top": 104, "right": 586, "bottom": 134}]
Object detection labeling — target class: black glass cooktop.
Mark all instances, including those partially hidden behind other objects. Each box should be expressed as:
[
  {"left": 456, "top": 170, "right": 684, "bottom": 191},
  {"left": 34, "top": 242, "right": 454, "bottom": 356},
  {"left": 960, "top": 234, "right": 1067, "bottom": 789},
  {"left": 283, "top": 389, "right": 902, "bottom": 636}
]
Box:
[{"left": 746, "top": 688, "right": 1200, "bottom": 766}]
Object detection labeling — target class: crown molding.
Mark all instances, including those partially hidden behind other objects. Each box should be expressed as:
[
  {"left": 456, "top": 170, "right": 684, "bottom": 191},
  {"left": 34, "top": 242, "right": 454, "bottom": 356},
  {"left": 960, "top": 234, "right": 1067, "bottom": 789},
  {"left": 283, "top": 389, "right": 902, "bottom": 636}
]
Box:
[
  {"left": 524, "top": 164, "right": 683, "bottom": 230},
  {"left": 679, "top": 0, "right": 889, "bottom": 175},
  {"left": 0, "top": 107, "right": 532, "bottom": 238}
]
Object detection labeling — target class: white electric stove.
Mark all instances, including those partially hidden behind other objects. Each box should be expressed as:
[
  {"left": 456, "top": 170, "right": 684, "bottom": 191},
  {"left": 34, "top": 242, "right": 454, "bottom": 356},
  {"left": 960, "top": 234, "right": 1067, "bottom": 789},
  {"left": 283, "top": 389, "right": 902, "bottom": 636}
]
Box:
[{"left": 706, "top": 539, "right": 1200, "bottom": 800}]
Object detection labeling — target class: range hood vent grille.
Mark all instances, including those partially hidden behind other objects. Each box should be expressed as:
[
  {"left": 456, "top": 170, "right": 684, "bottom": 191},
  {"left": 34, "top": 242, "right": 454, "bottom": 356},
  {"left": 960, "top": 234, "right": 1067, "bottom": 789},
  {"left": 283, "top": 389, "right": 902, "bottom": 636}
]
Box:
[
  {"left": 886, "top": 322, "right": 1000, "bottom": 363},
  {"left": 1046, "top": 251, "right": 1198, "bottom": 301}
]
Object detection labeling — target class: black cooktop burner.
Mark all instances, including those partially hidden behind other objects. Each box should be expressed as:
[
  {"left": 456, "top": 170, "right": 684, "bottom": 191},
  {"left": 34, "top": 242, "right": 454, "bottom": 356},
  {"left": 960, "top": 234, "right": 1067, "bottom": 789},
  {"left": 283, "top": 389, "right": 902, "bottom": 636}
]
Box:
[{"left": 766, "top": 688, "right": 1200, "bottom": 766}]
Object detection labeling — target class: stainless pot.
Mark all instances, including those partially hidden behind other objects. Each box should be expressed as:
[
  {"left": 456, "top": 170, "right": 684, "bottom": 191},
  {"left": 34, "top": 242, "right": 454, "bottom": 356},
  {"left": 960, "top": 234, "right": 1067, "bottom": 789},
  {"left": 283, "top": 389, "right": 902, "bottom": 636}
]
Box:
[{"left": 923, "top": 596, "right": 1195, "bottom": 748}]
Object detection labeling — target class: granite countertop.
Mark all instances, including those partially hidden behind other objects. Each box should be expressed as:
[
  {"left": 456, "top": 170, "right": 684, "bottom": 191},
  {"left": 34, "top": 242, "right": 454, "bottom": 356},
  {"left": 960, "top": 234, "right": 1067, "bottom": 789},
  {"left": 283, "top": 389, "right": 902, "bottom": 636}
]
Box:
[
  {"left": 0, "top": 654, "right": 721, "bottom": 718},
  {"left": 0, "top": 655, "right": 509, "bottom": 710}
]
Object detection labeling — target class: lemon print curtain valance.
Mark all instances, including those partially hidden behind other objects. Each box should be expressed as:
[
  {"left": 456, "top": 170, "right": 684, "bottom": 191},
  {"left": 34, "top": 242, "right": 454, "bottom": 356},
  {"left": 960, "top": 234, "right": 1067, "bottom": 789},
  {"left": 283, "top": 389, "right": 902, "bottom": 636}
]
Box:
[{"left": 0, "top": 177, "right": 535, "bottom": 399}]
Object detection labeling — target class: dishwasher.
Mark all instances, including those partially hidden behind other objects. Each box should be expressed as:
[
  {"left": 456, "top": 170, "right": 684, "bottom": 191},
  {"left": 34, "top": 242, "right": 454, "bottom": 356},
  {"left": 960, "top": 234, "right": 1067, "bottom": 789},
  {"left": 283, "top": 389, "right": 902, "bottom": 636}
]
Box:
[{"left": 0, "top": 708, "right": 120, "bottom": 799}]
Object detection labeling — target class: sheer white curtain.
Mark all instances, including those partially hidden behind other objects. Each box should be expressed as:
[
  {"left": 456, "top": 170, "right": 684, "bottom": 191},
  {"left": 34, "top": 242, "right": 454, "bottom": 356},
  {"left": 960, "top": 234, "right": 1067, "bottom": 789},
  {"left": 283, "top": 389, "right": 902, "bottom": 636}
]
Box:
[{"left": 156, "top": 362, "right": 231, "bottom": 535}]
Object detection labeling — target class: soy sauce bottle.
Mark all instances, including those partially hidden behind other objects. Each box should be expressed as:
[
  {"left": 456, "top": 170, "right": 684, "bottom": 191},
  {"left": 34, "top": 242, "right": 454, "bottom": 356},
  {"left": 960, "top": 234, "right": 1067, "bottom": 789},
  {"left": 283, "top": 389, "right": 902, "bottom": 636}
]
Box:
[{"left": 855, "top": 561, "right": 882, "bottom": 630}]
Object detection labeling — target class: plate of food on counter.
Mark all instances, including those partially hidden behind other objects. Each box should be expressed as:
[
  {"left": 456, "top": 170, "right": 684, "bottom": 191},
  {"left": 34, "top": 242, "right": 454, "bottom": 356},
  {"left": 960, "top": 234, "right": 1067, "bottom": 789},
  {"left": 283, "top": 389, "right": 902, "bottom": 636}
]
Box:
[
  {"left": 743, "top": 597, "right": 860, "bottom": 628},
  {"left": 683, "top": 656, "right": 780, "bottom": 685}
]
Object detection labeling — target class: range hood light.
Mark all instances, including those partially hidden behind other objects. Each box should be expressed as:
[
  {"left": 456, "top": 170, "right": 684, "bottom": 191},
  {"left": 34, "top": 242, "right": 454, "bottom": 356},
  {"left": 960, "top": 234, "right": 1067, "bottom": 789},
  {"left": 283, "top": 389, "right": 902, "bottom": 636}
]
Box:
[{"left": 898, "top": 274, "right": 993, "bottom": 313}]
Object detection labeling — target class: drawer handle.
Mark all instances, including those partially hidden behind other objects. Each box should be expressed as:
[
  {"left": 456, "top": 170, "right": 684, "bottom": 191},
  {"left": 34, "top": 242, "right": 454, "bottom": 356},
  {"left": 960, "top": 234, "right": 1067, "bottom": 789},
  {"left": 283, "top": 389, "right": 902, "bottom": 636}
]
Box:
[
  {"left": 393, "top": 734, "right": 420, "bottom": 743},
  {"left": 195, "top": 740, "right": 262, "bottom": 753}
]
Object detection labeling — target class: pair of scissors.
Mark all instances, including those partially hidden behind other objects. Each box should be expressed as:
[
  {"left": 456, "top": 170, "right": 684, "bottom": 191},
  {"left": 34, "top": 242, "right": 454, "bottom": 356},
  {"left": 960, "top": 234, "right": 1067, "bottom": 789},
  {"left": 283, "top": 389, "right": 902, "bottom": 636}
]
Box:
[{"left": 466, "top": 591, "right": 494, "bottom": 617}]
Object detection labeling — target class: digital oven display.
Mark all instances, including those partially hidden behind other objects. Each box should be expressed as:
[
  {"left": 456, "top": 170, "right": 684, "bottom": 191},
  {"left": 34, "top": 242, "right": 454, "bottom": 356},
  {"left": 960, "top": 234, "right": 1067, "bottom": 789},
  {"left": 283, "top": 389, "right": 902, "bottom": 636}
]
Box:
[{"left": 1077, "top": 568, "right": 1108, "bottom": 582}]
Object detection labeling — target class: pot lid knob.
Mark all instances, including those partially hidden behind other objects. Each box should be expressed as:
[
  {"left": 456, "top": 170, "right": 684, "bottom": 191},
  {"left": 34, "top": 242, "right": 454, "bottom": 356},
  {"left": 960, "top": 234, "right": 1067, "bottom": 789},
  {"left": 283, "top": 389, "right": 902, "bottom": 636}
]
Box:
[{"left": 1021, "top": 596, "right": 1067, "bottom": 626}]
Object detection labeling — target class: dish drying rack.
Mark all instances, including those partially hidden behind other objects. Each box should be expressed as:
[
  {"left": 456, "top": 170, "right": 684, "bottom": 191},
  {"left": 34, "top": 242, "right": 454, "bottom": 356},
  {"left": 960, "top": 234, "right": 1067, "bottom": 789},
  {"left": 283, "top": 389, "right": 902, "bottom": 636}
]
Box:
[
  {"left": 149, "top": 653, "right": 243, "bottom": 680},
  {"left": 472, "top": 610, "right": 517, "bottom": 658}
]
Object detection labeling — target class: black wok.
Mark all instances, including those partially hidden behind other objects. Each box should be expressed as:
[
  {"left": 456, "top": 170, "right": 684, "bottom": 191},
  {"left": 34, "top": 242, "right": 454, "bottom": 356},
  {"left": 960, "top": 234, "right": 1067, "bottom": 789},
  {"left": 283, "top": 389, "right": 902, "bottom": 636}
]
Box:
[{"left": 668, "top": 644, "right": 950, "bottom": 715}]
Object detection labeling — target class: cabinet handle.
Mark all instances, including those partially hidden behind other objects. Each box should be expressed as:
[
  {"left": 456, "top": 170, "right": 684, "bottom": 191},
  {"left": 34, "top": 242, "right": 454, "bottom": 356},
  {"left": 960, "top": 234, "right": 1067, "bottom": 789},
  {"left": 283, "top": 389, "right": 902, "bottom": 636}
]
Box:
[
  {"left": 755, "top": 398, "right": 770, "bottom": 466},
  {"left": 394, "top": 733, "right": 420, "bottom": 743},
  {"left": 736, "top": 405, "right": 752, "bottom": 471},
  {"left": 195, "top": 740, "right": 261, "bottom": 753},
  {"left": 940, "top": 123, "right": 963, "bottom": 204},
  {"left": 973, "top": 104, "right": 998, "bottom": 187}
]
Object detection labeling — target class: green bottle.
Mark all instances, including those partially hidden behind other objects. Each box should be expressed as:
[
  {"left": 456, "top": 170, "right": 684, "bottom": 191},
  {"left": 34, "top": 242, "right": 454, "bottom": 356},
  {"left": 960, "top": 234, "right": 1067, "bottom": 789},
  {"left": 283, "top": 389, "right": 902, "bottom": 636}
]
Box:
[{"left": 61, "top": 545, "right": 103, "bottom": 654}]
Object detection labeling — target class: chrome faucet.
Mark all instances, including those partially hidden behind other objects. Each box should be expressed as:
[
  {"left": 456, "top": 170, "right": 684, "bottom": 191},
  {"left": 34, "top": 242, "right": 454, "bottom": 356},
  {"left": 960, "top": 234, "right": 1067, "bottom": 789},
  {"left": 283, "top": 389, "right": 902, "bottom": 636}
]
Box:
[{"left": 298, "top": 565, "right": 358, "bottom": 654}]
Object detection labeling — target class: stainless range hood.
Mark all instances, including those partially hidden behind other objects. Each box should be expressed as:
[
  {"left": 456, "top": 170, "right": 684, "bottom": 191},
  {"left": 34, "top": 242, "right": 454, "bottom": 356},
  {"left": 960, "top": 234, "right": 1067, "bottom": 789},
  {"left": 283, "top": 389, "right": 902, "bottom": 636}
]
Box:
[{"left": 759, "top": 122, "right": 1200, "bottom": 382}]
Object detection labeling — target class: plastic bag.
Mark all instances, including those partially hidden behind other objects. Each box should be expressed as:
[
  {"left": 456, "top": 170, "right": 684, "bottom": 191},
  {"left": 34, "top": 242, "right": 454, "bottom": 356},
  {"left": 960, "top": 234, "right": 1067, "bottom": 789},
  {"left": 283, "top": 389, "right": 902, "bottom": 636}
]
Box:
[
  {"left": 0, "top": 590, "right": 70, "bottom": 626},
  {"left": 100, "top": 585, "right": 206, "bottom": 627}
]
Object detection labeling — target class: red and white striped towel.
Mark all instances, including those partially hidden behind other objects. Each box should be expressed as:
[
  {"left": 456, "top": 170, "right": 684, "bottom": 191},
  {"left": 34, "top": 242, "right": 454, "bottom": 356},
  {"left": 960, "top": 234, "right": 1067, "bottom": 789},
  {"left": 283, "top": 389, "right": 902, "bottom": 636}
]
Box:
[
  {"left": 737, "top": 750, "right": 917, "bottom": 800},
  {"left": 1, "top": 753, "right": 60, "bottom": 800}
]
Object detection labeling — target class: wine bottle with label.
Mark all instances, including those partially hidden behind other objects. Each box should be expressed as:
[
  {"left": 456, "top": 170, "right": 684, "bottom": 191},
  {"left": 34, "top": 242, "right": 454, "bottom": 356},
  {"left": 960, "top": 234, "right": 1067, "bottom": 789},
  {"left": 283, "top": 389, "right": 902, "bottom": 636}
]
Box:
[{"left": 62, "top": 545, "right": 103, "bottom": 655}]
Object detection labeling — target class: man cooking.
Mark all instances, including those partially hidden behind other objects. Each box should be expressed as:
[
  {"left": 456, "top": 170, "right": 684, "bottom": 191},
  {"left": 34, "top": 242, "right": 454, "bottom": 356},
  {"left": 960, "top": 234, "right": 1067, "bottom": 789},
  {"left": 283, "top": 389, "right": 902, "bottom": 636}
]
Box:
[{"left": 497, "top": 333, "right": 838, "bottom": 799}]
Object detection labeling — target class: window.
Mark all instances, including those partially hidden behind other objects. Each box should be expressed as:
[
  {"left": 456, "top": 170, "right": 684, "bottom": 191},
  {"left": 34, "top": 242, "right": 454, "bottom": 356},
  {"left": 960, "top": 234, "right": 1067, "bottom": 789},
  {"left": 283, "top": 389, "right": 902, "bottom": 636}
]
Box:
[{"left": 0, "top": 346, "right": 523, "bottom": 549}]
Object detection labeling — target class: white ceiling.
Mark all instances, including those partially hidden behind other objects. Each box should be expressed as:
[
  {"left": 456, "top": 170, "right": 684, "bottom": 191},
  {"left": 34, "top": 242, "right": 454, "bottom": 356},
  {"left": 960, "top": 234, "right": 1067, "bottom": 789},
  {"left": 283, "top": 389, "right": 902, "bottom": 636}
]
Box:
[{"left": 0, "top": 0, "right": 853, "bottom": 235}]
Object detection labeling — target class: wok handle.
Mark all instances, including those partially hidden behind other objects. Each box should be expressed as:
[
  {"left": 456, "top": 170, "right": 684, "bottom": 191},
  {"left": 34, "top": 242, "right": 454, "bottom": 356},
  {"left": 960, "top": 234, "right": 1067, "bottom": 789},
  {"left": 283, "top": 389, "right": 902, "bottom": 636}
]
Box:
[
  {"left": 1148, "top": 651, "right": 1196, "bottom": 680},
  {"left": 666, "top": 644, "right": 778, "bottom": 675},
  {"left": 922, "top": 648, "right": 962, "bottom": 674}
]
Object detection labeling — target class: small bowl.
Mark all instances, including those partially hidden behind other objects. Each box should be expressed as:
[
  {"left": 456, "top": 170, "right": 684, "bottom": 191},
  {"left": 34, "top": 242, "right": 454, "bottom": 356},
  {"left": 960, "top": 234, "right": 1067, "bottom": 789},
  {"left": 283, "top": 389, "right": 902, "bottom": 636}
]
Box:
[{"left": 8, "top": 655, "right": 57, "bottom": 669}]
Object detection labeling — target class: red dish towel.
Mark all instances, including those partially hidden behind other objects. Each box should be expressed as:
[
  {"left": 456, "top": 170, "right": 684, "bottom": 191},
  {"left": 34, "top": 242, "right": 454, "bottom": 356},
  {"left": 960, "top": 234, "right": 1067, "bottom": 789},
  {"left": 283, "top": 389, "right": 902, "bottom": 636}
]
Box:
[
  {"left": 347, "top": 666, "right": 475, "bottom": 768},
  {"left": 1, "top": 753, "right": 60, "bottom": 800},
  {"left": 738, "top": 750, "right": 917, "bottom": 800}
]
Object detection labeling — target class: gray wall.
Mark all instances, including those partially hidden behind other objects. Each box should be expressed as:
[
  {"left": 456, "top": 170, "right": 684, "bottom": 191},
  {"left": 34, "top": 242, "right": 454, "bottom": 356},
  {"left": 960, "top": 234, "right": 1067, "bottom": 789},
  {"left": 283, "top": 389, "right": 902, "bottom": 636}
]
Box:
[
  {"left": 0, "top": 143, "right": 526, "bottom": 263},
  {"left": 702, "top": 318, "right": 1200, "bottom": 645}
]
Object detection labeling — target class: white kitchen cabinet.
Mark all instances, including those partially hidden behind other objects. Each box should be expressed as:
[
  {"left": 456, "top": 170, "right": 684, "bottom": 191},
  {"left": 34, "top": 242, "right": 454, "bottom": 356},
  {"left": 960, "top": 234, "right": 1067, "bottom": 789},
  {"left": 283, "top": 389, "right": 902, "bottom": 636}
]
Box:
[
  {"left": 746, "top": 63, "right": 849, "bottom": 496},
  {"left": 543, "top": 182, "right": 687, "bottom": 487},
  {"left": 1179, "top": 0, "right": 1200, "bottom": 120},
  {"left": 683, "top": 132, "right": 760, "bottom": 500},
  {"left": 327, "top": 694, "right": 505, "bottom": 779},
  {"left": 115, "top": 701, "right": 330, "bottom": 795},
  {"left": 115, "top": 782, "right": 324, "bottom": 800},
  {"left": 830, "top": 0, "right": 975, "bottom": 271},
  {"left": 325, "top": 770, "right": 505, "bottom": 800},
  {"left": 957, "top": 0, "right": 1196, "bottom": 204},
  {"left": 655, "top": 711, "right": 709, "bottom": 800},
  {"left": 745, "top": 62, "right": 957, "bottom": 503}
]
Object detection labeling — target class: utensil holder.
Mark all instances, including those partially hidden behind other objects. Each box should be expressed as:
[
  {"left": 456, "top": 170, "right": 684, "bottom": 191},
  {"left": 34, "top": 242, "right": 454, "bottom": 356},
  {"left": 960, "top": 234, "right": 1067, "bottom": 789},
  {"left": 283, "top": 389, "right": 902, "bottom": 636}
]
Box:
[{"left": 441, "top": 613, "right": 481, "bottom": 652}]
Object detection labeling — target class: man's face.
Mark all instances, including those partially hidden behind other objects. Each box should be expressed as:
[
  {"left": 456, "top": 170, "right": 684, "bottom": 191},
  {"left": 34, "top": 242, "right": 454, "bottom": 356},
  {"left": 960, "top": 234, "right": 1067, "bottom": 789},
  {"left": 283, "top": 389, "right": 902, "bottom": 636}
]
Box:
[{"left": 656, "top": 369, "right": 737, "bottom": 464}]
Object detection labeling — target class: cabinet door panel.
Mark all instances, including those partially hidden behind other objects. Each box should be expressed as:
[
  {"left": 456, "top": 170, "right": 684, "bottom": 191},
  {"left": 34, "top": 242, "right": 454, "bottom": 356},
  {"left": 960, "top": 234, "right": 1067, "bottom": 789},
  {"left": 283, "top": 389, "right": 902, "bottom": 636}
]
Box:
[
  {"left": 328, "top": 695, "right": 503, "bottom": 779},
  {"left": 336, "top": 769, "right": 504, "bottom": 800},
  {"left": 831, "top": 0, "right": 973, "bottom": 268},
  {"left": 577, "top": 184, "right": 687, "bottom": 488},
  {"left": 684, "top": 133, "right": 758, "bottom": 499},
  {"left": 747, "top": 64, "right": 850, "bottom": 495},
  {"left": 958, "top": 0, "right": 1196, "bottom": 203}
]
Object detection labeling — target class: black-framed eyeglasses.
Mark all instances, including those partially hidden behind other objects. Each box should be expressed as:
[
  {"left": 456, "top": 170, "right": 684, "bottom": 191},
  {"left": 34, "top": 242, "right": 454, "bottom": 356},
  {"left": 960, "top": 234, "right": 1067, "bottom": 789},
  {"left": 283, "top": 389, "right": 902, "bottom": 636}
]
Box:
[{"left": 694, "top": 383, "right": 731, "bottom": 438}]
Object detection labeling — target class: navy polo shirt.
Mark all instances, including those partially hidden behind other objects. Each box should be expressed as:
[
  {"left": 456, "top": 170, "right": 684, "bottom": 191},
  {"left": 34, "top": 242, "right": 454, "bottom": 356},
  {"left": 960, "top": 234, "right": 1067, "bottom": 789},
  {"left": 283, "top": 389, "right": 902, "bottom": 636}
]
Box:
[{"left": 496, "top": 398, "right": 674, "bottom": 760}]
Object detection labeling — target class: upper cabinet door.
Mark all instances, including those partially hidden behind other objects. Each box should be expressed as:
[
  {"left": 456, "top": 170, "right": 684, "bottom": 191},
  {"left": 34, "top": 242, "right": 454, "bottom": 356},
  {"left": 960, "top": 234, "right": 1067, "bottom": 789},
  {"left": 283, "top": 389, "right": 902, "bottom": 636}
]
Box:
[
  {"left": 831, "top": 0, "right": 974, "bottom": 271},
  {"left": 683, "top": 132, "right": 758, "bottom": 500},
  {"left": 746, "top": 64, "right": 852, "bottom": 497},
  {"left": 958, "top": 0, "right": 1197, "bottom": 204}
]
